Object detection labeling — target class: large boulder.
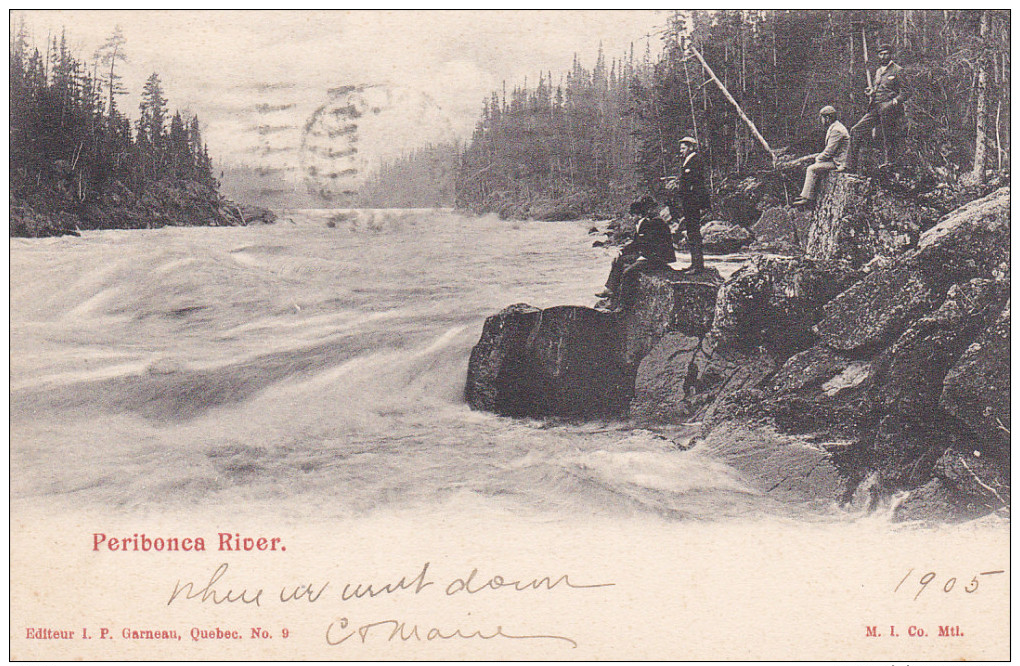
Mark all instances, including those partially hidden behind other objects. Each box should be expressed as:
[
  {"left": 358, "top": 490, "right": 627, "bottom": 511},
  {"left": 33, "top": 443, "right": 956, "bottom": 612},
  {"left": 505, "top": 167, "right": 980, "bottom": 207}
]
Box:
[
  {"left": 805, "top": 172, "right": 941, "bottom": 265},
  {"left": 616, "top": 266, "right": 720, "bottom": 364},
  {"left": 524, "top": 305, "right": 632, "bottom": 417},
  {"left": 712, "top": 167, "right": 804, "bottom": 227},
  {"left": 694, "top": 220, "right": 753, "bottom": 255},
  {"left": 749, "top": 205, "right": 812, "bottom": 254},
  {"left": 465, "top": 263, "right": 723, "bottom": 419},
  {"left": 813, "top": 265, "right": 940, "bottom": 354},
  {"left": 465, "top": 304, "right": 543, "bottom": 415},
  {"left": 814, "top": 186, "right": 1010, "bottom": 355},
  {"left": 939, "top": 301, "right": 1011, "bottom": 450},
  {"left": 912, "top": 185, "right": 1010, "bottom": 286},
  {"left": 464, "top": 304, "right": 631, "bottom": 417},
  {"left": 711, "top": 255, "right": 861, "bottom": 355}
]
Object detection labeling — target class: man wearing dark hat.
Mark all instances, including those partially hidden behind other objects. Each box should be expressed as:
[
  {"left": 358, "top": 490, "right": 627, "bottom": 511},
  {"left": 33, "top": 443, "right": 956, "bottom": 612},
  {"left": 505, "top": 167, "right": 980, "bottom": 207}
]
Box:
[
  {"left": 596, "top": 195, "right": 675, "bottom": 301},
  {"left": 792, "top": 106, "right": 849, "bottom": 207},
  {"left": 665, "top": 136, "right": 709, "bottom": 273},
  {"left": 847, "top": 43, "right": 909, "bottom": 172}
]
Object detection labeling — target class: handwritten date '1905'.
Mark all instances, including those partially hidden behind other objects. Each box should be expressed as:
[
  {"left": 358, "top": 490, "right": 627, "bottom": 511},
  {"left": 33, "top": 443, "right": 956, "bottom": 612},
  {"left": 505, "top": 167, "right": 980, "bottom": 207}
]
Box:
[{"left": 894, "top": 568, "right": 1005, "bottom": 600}]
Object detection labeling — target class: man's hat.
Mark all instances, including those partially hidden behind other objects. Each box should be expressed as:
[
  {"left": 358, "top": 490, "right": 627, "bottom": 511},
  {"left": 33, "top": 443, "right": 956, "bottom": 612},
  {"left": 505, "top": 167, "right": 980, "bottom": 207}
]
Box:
[
  {"left": 679, "top": 136, "right": 698, "bottom": 147},
  {"left": 629, "top": 195, "right": 658, "bottom": 216},
  {"left": 876, "top": 43, "right": 894, "bottom": 54},
  {"left": 819, "top": 105, "right": 837, "bottom": 116}
]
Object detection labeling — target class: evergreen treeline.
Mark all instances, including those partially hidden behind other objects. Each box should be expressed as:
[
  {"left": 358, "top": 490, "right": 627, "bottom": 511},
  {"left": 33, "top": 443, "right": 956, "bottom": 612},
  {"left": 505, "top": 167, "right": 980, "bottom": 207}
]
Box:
[
  {"left": 358, "top": 142, "right": 460, "bottom": 208},
  {"left": 456, "top": 46, "right": 646, "bottom": 219},
  {"left": 455, "top": 10, "right": 1010, "bottom": 218},
  {"left": 10, "top": 21, "right": 229, "bottom": 236}
]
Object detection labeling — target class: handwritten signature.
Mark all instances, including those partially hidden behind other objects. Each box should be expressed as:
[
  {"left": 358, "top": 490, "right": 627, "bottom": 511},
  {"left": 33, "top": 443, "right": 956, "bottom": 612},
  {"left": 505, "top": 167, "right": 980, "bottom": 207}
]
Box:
[{"left": 325, "top": 617, "right": 577, "bottom": 648}]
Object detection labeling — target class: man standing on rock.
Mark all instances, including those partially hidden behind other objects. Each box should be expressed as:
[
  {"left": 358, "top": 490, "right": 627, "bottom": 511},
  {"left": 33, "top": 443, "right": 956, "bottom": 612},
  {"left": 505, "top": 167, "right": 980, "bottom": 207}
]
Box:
[
  {"left": 792, "top": 106, "right": 849, "bottom": 207},
  {"left": 847, "top": 44, "right": 909, "bottom": 172},
  {"left": 665, "top": 137, "right": 710, "bottom": 273},
  {"left": 596, "top": 196, "right": 675, "bottom": 302}
]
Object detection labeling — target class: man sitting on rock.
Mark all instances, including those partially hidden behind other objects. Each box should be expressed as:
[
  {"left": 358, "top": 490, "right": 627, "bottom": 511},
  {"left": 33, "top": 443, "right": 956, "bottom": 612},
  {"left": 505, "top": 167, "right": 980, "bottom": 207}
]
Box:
[
  {"left": 596, "top": 196, "right": 675, "bottom": 303},
  {"left": 792, "top": 105, "right": 849, "bottom": 208}
]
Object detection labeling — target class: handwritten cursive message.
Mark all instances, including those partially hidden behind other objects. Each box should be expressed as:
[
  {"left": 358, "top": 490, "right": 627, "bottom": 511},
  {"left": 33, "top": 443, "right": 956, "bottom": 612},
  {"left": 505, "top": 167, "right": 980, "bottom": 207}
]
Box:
[{"left": 166, "top": 562, "right": 614, "bottom": 649}]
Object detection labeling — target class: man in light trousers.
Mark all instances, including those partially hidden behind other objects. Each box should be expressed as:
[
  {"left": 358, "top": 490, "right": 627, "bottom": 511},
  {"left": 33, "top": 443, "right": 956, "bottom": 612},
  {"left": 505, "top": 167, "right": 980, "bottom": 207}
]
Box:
[{"left": 793, "top": 105, "right": 849, "bottom": 207}]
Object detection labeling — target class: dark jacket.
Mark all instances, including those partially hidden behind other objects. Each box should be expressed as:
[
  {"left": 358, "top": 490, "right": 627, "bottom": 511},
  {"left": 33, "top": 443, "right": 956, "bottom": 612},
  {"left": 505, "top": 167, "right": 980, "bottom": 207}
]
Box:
[
  {"left": 623, "top": 215, "right": 676, "bottom": 264},
  {"left": 871, "top": 61, "right": 909, "bottom": 110},
  {"left": 675, "top": 151, "right": 711, "bottom": 211}
]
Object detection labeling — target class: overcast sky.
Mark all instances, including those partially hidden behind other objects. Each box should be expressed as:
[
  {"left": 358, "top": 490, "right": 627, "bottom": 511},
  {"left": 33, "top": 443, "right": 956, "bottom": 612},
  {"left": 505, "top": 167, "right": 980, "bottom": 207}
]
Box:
[{"left": 18, "top": 10, "right": 667, "bottom": 177}]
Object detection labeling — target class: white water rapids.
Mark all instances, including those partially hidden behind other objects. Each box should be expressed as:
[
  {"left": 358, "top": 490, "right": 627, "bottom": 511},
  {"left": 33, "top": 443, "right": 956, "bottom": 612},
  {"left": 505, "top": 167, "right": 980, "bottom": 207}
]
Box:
[{"left": 8, "top": 209, "right": 865, "bottom": 523}]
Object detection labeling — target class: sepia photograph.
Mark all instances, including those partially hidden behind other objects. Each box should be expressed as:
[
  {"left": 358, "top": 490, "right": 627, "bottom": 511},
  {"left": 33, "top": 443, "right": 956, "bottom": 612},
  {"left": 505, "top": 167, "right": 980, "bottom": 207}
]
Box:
[{"left": 9, "top": 9, "right": 1010, "bottom": 660}]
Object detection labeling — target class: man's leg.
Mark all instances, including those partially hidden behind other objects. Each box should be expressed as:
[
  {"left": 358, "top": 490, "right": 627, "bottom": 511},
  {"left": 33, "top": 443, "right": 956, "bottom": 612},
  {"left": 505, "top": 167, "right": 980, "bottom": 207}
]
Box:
[
  {"left": 799, "top": 162, "right": 836, "bottom": 201},
  {"left": 848, "top": 109, "right": 879, "bottom": 172},
  {"left": 878, "top": 107, "right": 901, "bottom": 166},
  {"left": 603, "top": 251, "right": 640, "bottom": 295},
  {"left": 683, "top": 204, "right": 704, "bottom": 271}
]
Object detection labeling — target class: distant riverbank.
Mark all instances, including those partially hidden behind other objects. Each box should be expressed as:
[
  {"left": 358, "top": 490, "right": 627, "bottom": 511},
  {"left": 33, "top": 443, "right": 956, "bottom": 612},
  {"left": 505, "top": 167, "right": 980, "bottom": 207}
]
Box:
[{"left": 10, "top": 177, "right": 276, "bottom": 238}]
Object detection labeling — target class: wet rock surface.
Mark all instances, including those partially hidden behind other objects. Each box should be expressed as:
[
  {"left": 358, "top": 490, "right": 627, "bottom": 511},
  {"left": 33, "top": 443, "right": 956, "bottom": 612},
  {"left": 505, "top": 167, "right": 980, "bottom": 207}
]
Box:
[{"left": 466, "top": 185, "right": 1011, "bottom": 522}]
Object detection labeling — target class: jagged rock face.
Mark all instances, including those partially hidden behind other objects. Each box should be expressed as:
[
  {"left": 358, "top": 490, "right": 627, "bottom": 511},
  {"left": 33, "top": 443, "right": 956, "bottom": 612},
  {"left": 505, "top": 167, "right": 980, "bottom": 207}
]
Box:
[
  {"left": 466, "top": 186, "right": 1010, "bottom": 523},
  {"left": 868, "top": 279, "right": 1009, "bottom": 416},
  {"left": 749, "top": 206, "right": 811, "bottom": 254},
  {"left": 940, "top": 301, "right": 1011, "bottom": 450},
  {"left": 712, "top": 256, "right": 861, "bottom": 355},
  {"left": 813, "top": 265, "right": 940, "bottom": 354},
  {"left": 759, "top": 344, "right": 874, "bottom": 437},
  {"left": 805, "top": 172, "right": 940, "bottom": 266},
  {"left": 630, "top": 332, "right": 702, "bottom": 423}
]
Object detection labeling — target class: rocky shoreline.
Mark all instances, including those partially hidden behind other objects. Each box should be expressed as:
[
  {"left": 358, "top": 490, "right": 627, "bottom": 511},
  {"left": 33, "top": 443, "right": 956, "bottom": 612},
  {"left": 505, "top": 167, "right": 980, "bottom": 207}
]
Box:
[
  {"left": 10, "top": 178, "right": 276, "bottom": 238},
  {"left": 466, "top": 176, "right": 1010, "bottom": 523}
]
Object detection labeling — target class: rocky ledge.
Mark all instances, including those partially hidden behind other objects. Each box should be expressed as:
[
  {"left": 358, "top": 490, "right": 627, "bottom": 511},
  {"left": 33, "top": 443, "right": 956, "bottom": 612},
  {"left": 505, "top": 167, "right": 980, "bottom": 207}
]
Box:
[{"left": 466, "top": 180, "right": 1010, "bottom": 523}]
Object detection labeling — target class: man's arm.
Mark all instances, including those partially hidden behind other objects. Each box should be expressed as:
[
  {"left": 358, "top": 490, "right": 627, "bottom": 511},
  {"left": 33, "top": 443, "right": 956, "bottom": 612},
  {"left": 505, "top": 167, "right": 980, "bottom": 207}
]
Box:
[
  {"left": 892, "top": 67, "right": 910, "bottom": 106},
  {"left": 816, "top": 129, "right": 840, "bottom": 162}
]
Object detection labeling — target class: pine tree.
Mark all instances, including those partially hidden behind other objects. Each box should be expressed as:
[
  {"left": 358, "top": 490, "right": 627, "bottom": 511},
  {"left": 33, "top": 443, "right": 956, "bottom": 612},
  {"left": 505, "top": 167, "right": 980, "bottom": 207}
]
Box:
[{"left": 94, "top": 25, "right": 127, "bottom": 121}]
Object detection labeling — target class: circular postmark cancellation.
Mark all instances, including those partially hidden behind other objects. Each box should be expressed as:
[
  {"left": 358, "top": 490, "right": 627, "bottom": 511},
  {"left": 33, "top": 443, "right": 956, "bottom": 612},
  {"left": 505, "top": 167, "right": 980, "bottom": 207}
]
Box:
[{"left": 300, "top": 83, "right": 455, "bottom": 205}]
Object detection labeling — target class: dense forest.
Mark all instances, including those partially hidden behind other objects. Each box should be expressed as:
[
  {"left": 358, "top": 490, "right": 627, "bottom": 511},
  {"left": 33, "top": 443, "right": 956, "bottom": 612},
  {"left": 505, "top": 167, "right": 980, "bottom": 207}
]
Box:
[
  {"left": 9, "top": 21, "right": 253, "bottom": 237},
  {"left": 453, "top": 10, "right": 1010, "bottom": 219}
]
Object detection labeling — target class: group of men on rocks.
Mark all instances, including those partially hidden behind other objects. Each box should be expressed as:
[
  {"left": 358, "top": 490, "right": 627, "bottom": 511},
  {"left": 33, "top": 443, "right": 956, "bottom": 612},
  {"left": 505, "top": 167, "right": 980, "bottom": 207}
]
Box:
[
  {"left": 597, "top": 43, "right": 908, "bottom": 304},
  {"left": 792, "top": 43, "right": 909, "bottom": 206}
]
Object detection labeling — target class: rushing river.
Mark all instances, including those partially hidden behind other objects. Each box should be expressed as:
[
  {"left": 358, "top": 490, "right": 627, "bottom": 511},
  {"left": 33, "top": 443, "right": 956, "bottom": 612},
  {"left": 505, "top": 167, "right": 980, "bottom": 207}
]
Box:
[{"left": 11, "top": 209, "right": 837, "bottom": 522}]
